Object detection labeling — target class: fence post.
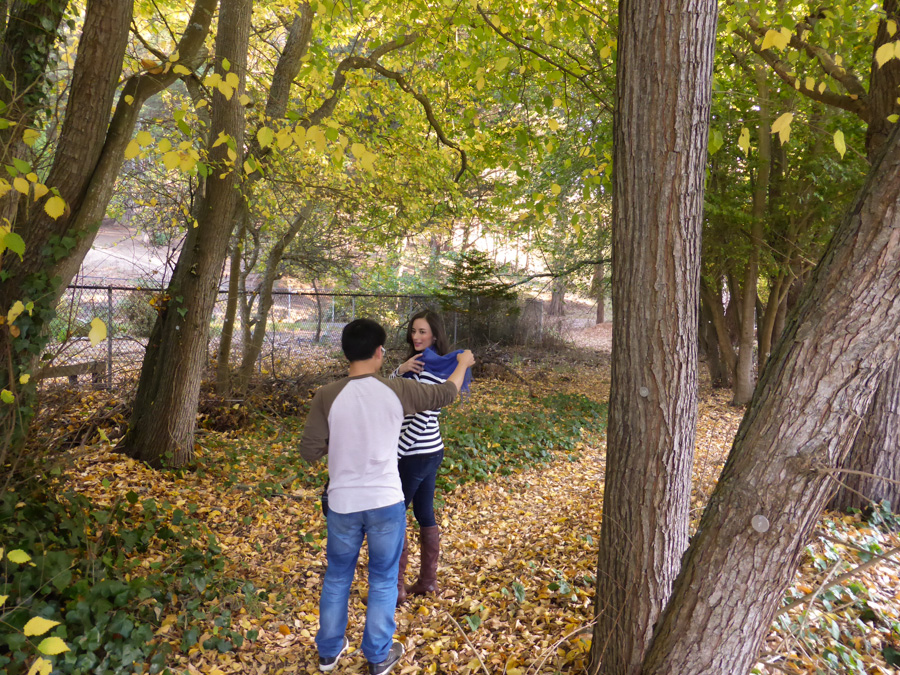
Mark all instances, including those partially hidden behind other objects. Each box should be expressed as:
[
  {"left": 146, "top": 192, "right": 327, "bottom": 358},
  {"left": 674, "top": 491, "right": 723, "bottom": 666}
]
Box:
[
  {"left": 331, "top": 296, "right": 335, "bottom": 323},
  {"left": 106, "top": 286, "right": 113, "bottom": 386},
  {"left": 288, "top": 291, "right": 292, "bottom": 317},
  {"left": 351, "top": 295, "right": 356, "bottom": 322}
]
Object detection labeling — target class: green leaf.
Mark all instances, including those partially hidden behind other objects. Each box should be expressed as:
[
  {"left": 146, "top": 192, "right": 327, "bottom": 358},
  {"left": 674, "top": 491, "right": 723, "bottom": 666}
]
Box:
[
  {"left": 1, "top": 389, "right": 14, "bottom": 404},
  {"left": 3, "top": 231, "right": 25, "bottom": 258}
]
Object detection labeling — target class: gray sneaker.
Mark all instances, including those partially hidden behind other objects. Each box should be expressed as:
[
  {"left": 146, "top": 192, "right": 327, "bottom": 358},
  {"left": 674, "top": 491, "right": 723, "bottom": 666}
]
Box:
[
  {"left": 368, "top": 640, "right": 404, "bottom": 675},
  {"left": 319, "top": 636, "right": 349, "bottom": 672}
]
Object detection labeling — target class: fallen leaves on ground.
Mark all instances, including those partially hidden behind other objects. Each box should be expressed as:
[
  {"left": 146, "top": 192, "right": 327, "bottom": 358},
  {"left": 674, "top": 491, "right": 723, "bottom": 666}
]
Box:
[{"left": 61, "top": 353, "right": 900, "bottom": 675}]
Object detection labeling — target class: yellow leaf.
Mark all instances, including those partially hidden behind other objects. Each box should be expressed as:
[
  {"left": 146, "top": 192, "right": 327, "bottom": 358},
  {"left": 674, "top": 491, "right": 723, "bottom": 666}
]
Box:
[
  {"left": 770, "top": 112, "right": 794, "bottom": 144},
  {"left": 124, "top": 94, "right": 134, "bottom": 105},
  {"left": 257, "top": 127, "right": 275, "bottom": 149},
  {"left": 225, "top": 72, "right": 239, "bottom": 89},
  {"left": 833, "top": 130, "right": 846, "bottom": 158},
  {"left": 7, "top": 300, "right": 24, "bottom": 324},
  {"left": 32, "top": 183, "right": 48, "bottom": 201},
  {"left": 124, "top": 139, "right": 140, "bottom": 160},
  {"left": 0, "top": 595, "right": 7, "bottom": 606},
  {"left": 548, "top": 119, "right": 559, "bottom": 131},
  {"left": 27, "top": 657, "right": 52, "bottom": 675},
  {"left": 307, "top": 126, "right": 326, "bottom": 153},
  {"left": 599, "top": 45, "right": 611, "bottom": 59},
  {"left": 218, "top": 83, "right": 234, "bottom": 100},
  {"left": 889, "top": 19, "right": 898, "bottom": 37},
  {"left": 168, "top": 50, "right": 180, "bottom": 63},
  {"left": 37, "top": 637, "right": 69, "bottom": 656},
  {"left": 173, "top": 64, "right": 191, "bottom": 76},
  {"left": 7, "top": 549, "right": 31, "bottom": 563},
  {"left": 158, "top": 138, "right": 172, "bottom": 153},
  {"left": 22, "top": 129, "right": 40, "bottom": 147},
  {"left": 551, "top": 183, "right": 561, "bottom": 196},
  {"left": 24, "top": 616, "right": 61, "bottom": 637},
  {"left": 163, "top": 152, "right": 181, "bottom": 170},
  {"left": 44, "top": 195, "right": 66, "bottom": 219},
  {"left": 476, "top": 76, "right": 485, "bottom": 91},
  {"left": 804, "top": 76, "right": 815, "bottom": 91},
  {"left": 136, "top": 130, "right": 153, "bottom": 147},
  {"left": 239, "top": 93, "right": 252, "bottom": 106},
  {"left": 495, "top": 57, "right": 510, "bottom": 72},
  {"left": 738, "top": 126, "right": 750, "bottom": 154},
  {"left": 88, "top": 318, "right": 106, "bottom": 346},
  {"left": 0, "top": 179, "right": 11, "bottom": 198},
  {"left": 761, "top": 28, "right": 790, "bottom": 51},
  {"left": 875, "top": 41, "right": 896, "bottom": 67},
  {"left": 13, "top": 177, "right": 29, "bottom": 194},
  {"left": 19, "top": 374, "right": 30, "bottom": 384}
]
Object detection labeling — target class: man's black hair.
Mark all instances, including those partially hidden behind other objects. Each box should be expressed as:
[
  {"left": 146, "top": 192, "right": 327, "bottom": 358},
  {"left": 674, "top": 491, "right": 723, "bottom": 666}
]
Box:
[{"left": 341, "top": 318, "right": 386, "bottom": 362}]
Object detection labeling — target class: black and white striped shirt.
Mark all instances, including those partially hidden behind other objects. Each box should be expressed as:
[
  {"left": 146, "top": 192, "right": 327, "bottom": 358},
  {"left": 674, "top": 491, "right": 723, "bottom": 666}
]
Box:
[{"left": 390, "top": 367, "right": 446, "bottom": 457}]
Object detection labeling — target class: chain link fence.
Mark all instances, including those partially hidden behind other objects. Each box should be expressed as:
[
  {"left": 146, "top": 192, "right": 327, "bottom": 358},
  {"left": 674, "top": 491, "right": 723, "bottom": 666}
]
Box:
[{"left": 41, "top": 286, "right": 589, "bottom": 388}]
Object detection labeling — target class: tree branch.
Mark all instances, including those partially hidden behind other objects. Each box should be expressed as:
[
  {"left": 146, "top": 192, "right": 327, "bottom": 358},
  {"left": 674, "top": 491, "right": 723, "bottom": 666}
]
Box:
[
  {"left": 476, "top": 5, "right": 609, "bottom": 110},
  {"left": 502, "top": 257, "right": 611, "bottom": 289},
  {"left": 306, "top": 33, "right": 468, "bottom": 182}
]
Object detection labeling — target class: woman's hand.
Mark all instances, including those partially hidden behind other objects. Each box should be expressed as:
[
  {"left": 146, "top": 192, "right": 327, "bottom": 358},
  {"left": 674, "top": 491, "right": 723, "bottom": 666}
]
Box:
[
  {"left": 397, "top": 353, "right": 425, "bottom": 375},
  {"left": 456, "top": 350, "right": 475, "bottom": 369}
]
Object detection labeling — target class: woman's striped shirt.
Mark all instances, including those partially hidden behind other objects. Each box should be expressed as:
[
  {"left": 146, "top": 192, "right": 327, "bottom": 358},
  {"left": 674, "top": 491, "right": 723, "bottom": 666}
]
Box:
[{"left": 390, "top": 367, "right": 446, "bottom": 456}]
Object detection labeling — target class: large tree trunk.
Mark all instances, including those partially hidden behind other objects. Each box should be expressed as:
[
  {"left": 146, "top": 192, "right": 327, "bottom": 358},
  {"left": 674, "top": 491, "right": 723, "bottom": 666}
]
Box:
[
  {"left": 0, "top": 0, "right": 131, "bottom": 452},
  {"left": 0, "top": 0, "right": 216, "bottom": 455},
  {"left": 588, "top": 0, "right": 717, "bottom": 672},
  {"left": 641, "top": 122, "right": 900, "bottom": 675},
  {"left": 122, "top": 0, "right": 251, "bottom": 468},
  {"left": 830, "top": 354, "right": 900, "bottom": 511}
]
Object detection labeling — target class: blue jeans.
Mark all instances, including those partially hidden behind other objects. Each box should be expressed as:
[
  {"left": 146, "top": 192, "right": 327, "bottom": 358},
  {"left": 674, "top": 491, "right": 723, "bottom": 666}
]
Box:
[
  {"left": 316, "top": 501, "right": 406, "bottom": 663},
  {"left": 399, "top": 450, "right": 443, "bottom": 527}
]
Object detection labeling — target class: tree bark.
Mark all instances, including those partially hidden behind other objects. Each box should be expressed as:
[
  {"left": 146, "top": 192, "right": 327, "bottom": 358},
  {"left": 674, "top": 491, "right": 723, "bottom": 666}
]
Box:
[
  {"left": 548, "top": 278, "right": 566, "bottom": 317},
  {"left": 588, "top": 0, "right": 717, "bottom": 672},
  {"left": 215, "top": 210, "right": 248, "bottom": 394},
  {"left": 700, "top": 277, "right": 737, "bottom": 380},
  {"left": 830, "top": 355, "right": 900, "bottom": 511},
  {"left": 122, "top": 0, "right": 252, "bottom": 468},
  {"left": 641, "top": 123, "right": 900, "bottom": 675},
  {"left": 700, "top": 296, "right": 730, "bottom": 388}
]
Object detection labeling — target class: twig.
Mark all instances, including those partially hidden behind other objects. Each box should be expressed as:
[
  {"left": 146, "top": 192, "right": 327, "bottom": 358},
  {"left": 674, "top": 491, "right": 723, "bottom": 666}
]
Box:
[
  {"left": 526, "top": 619, "right": 596, "bottom": 675},
  {"left": 445, "top": 611, "right": 490, "bottom": 675},
  {"left": 776, "top": 542, "right": 900, "bottom": 617}
]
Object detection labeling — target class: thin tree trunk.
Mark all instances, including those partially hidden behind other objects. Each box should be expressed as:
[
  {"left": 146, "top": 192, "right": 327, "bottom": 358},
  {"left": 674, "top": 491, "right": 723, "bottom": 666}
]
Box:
[
  {"left": 235, "top": 203, "right": 314, "bottom": 393},
  {"left": 700, "top": 296, "right": 730, "bottom": 388},
  {"left": 122, "top": 0, "right": 252, "bottom": 468},
  {"left": 641, "top": 122, "right": 900, "bottom": 675},
  {"left": 733, "top": 67, "right": 771, "bottom": 405},
  {"left": 700, "top": 278, "right": 737, "bottom": 380},
  {"left": 594, "top": 262, "right": 606, "bottom": 324},
  {"left": 589, "top": 0, "right": 717, "bottom": 672},
  {"left": 216, "top": 210, "right": 248, "bottom": 394}
]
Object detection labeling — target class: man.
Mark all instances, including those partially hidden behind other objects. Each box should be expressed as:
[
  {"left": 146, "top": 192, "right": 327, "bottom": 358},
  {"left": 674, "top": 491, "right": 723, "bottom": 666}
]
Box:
[{"left": 300, "top": 318, "right": 475, "bottom": 674}]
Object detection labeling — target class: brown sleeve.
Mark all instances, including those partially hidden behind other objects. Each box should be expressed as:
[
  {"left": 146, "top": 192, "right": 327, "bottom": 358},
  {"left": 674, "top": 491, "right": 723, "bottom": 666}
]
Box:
[
  {"left": 299, "top": 389, "right": 330, "bottom": 463},
  {"left": 385, "top": 377, "right": 458, "bottom": 416}
]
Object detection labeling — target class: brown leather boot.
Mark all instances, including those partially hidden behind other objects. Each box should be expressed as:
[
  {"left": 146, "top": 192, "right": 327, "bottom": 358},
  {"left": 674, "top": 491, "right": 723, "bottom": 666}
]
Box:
[
  {"left": 397, "top": 536, "right": 409, "bottom": 604},
  {"left": 407, "top": 526, "right": 439, "bottom": 596}
]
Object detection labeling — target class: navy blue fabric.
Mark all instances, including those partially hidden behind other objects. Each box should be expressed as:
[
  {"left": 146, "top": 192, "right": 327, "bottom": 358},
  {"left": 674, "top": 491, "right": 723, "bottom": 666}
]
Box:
[{"left": 403, "top": 347, "right": 472, "bottom": 393}]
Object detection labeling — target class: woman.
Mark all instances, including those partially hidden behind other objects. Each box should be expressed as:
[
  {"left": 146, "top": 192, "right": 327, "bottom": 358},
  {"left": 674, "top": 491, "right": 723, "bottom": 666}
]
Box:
[{"left": 390, "top": 309, "right": 453, "bottom": 602}]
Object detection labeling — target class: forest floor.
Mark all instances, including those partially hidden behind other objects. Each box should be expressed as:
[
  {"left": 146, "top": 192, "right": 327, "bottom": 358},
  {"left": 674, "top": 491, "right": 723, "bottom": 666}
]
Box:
[{"left": 55, "top": 325, "right": 900, "bottom": 675}]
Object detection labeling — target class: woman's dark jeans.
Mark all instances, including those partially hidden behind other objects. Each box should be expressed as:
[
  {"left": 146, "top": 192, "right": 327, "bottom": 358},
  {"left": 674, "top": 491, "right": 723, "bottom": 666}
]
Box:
[{"left": 399, "top": 450, "right": 444, "bottom": 527}]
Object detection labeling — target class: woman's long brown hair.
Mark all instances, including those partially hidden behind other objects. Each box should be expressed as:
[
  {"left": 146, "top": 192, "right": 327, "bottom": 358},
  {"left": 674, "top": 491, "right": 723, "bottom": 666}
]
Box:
[{"left": 405, "top": 309, "right": 450, "bottom": 358}]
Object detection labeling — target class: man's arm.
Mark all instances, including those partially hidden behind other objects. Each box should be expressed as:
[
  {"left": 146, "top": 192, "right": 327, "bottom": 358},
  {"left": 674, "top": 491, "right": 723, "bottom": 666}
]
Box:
[
  {"left": 299, "top": 392, "right": 329, "bottom": 462},
  {"left": 392, "top": 350, "right": 475, "bottom": 414}
]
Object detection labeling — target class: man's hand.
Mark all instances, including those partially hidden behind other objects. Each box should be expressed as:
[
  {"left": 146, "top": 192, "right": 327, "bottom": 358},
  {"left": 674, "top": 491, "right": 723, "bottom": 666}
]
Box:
[{"left": 456, "top": 349, "right": 475, "bottom": 369}]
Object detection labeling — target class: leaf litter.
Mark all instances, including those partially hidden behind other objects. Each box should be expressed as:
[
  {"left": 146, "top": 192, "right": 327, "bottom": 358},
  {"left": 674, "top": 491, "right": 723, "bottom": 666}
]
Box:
[{"left": 61, "top": 352, "right": 900, "bottom": 675}]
